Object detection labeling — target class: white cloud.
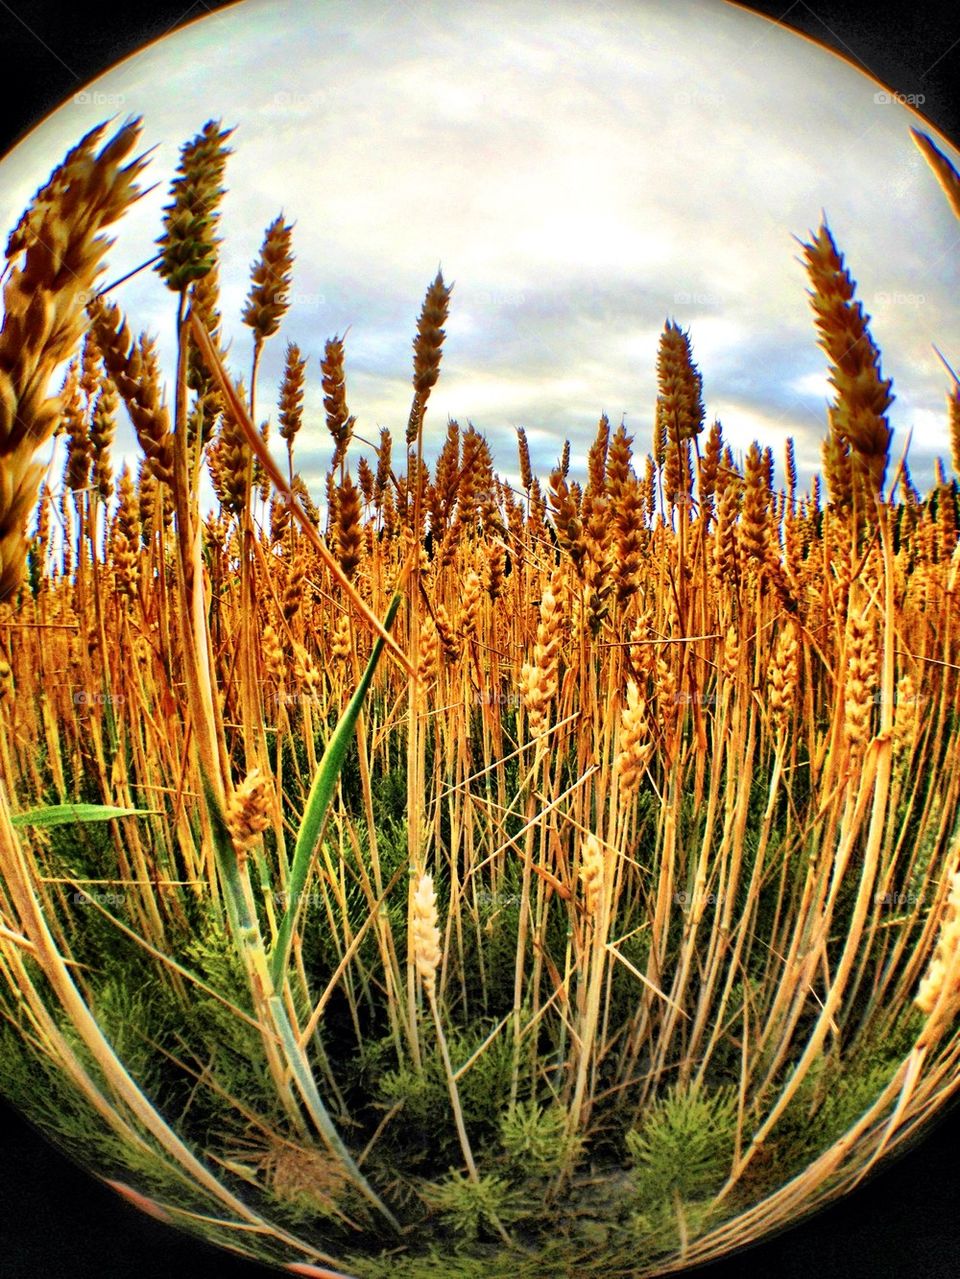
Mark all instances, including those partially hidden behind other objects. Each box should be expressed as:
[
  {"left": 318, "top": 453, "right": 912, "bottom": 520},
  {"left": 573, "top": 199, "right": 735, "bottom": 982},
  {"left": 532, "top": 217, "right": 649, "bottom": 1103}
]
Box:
[
  {"left": 2, "top": 0, "right": 959, "bottom": 499},
  {"left": 789, "top": 371, "right": 832, "bottom": 400}
]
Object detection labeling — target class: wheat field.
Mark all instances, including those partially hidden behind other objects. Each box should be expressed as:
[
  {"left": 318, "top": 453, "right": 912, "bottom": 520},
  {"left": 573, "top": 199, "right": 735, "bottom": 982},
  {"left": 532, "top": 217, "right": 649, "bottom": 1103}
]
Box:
[{"left": 1, "top": 116, "right": 960, "bottom": 1278}]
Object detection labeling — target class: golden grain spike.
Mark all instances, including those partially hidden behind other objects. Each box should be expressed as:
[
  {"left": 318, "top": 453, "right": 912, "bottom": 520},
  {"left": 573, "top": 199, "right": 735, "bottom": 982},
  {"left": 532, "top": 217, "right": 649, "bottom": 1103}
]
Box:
[
  {"left": 406, "top": 269, "right": 452, "bottom": 445},
  {"left": 261, "top": 623, "right": 285, "bottom": 684},
  {"left": 432, "top": 602, "right": 460, "bottom": 662},
  {"left": 330, "top": 613, "right": 352, "bottom": 661},
  {"left": 559, "top": 438, "right": 571, "bottom": 478},
  {"left": 91, "top": 376, "right": 119, "bottom": 501},
  {"left": 484, "top": 541, "right": 505, "bottom": 601},
  {"left": 322, "top": 335, "right": 356, "bottom": 469},
  {"left": 947, "top": 384, "right": 960, "bottom": 479},
  {"left": 892, "top": 673, "right": 919, "bottom": 765},
  {"left": 290, "top": 473, "right": 321, "bottom": 527},
  {"left": 548, "top": 468, "right": 587, "bottom": 578},
  {"left": 62, "top": 361, "right": 92, "bottom": 494},
  {"left": 657, "top": 320, "right": 705, "bottom": 445},
  {"left": 411, "top": 872, "right": 442, "bottom": 999},
  {"left": 282, "top": 558, "right": 306, "bottom": 623},
  {"left": 916, "top": 871, "right": 960, "bottom": 1020},
  {"left": 156, "top": 119, "right": 234, "bottom": 292},
  {"left": 89, "top": 298, "right": 175, "bottom": 487},
  {"left": 785, "top": 436, "right": 798, "bottom": 502},
  {"left": 218, "top": 381, "right": 251, "bottom": 516},
  {"left": 278, "top": 342, "right": 307, "bottom": 446},
  {"left": 586, "top": 414, "right": 611, "bottom": 496},
  {"left": 226, "top": 768, "right": 272, "bottom": 860},
  {"left": 843, "top": 602, "right": 878, "bottom": 760},
  {"left": 713, "top": 460, "right": 740, "bottom": 585},
  {"left": 768, "top": 621, "right": 799, "bottom": 739},
  {"left": 5, "top": 120, "right": 109, "bottom": 262},
  {"left": 461, "top": 570, "right": 483, "bottom": 639},
  {"left": 611, "top": 478, "right": 641, "bottom": 606},
  {"left": 418, "top": 614, "right": 441, "bottom": 685},
  {"left": 821, "top": 428, "right": 853, "bottom": 509},
  {"left": 517, "top": 426, "right": 533, "bottom": 491},
  {"left": 519, "top": 572, "right": 564, "bottom": 740},
  {"left": 335, "top": 473, "right": 362, "bottom": 581},
  {"left": 605, "top": 421, "right": 633, "bottom": 504},
  {"left": 579, "top": 834, "right": 605, "bottom": 918},
  {"left": 614, "top": 679, "right": 652, "bottom": 797},
  {"left": 430, "top": 420, "right": 460, "bottom": 538},
  {"left": 374, "top": 427, "right": 393, "bottom": 505},
  {"left": 738, "top": 441, "right": 769, "bottom": 566},
  {"left": 0, "top": 117, "right": 148, "bottom": 601},
  {"left": 112, "top": 465, "right": 140, "bottom": 598},
  {"left": 801, "top": 221, "right": 893, "bottom": 496},
  {"left": 697, "top": 419, "right": 722, "bottom": 512},
  {"left": 243, "top": 214, "right": 294, "bottom": 345}
]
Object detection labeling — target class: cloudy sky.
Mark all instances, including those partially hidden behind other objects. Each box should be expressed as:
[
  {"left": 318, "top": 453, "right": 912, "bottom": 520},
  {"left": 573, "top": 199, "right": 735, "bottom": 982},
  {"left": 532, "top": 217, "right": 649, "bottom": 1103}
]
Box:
[{"left": 2, "top": 0, "right": 959, "bottom": 495}]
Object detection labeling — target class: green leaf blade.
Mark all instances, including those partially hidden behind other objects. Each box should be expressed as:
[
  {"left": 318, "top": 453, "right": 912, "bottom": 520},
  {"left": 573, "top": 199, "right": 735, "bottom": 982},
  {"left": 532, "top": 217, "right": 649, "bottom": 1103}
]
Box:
[{"left": 11, "top": 804, "right": 151, "bottom": 830}]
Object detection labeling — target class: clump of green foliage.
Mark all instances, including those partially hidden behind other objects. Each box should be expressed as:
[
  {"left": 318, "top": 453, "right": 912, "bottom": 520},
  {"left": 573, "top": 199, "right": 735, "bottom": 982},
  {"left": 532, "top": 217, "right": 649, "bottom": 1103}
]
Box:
[{"left": 627, "top": 1082, "right": 738, "bottom": 1202}]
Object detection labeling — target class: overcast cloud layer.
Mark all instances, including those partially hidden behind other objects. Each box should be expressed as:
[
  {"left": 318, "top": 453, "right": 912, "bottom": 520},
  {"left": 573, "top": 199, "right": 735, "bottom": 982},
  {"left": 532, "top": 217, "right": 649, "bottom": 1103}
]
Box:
[{"left": 2, "top": 0, "right": 959, "bottom": 494}]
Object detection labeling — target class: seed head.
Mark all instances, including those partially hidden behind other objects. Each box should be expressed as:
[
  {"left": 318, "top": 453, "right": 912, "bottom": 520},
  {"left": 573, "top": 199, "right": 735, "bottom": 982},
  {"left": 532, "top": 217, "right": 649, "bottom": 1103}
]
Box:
[
  {"left": 615, "top": 679, "right": 653, "bottom": 797},
  {"left": 156, "top": 119, "right": 233, "bottom": 292},
  {"left": 226, "top": 769, "right": 272, "bottom": 859},
  {"left": 843, "top": 602, "right": 878, "bottom": 760},
  {"left": 0, "top": 117, "right": 147, "bottom": 601},
  {"left": 916, "top": 871, "right": 960, "bottom": 1025},
  {"left": 411, "top": 872, "right": 442, "bottom": 999},
  {"left": 322, "top": 335, "right": 355, "bottom": 468},
  {"left": 242, "top": 214, "right": 294, "bottom": 346},
  {"left": 657, "top": 321, "right": 705, "bottom": 445},
  {"left": 406, "top": 269, "right": 452, "bottom": 445},
  {"left": 278, "top": 342, "right": 307, "bottom": 444},
  {"left": 89, "top": 298, "right": 174, "bottom": 486},
  {"left": 517, "top": 426, "right": 532, "bottom": 491},
  {"left": 768, "top": 621, "right": 799, "bottom": 739},
  {"left": 802, "top": 221, "right": 893, "bottom": 496},
  {"left": 579, "top": 834, "right": 605, "bottom": 918},
  {"left": 335, "top": 473, "right": 362, "bottom": 581},
  {"left": 330, "top": 612, "right": 351, "bottom": 662}
]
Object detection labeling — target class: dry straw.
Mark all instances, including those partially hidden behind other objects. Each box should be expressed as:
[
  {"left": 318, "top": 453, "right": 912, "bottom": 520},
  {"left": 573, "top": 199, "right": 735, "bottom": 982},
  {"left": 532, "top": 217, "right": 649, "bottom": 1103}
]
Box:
[{"left": 0, "top": 114, "right": 959, "bottom": 1279}]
